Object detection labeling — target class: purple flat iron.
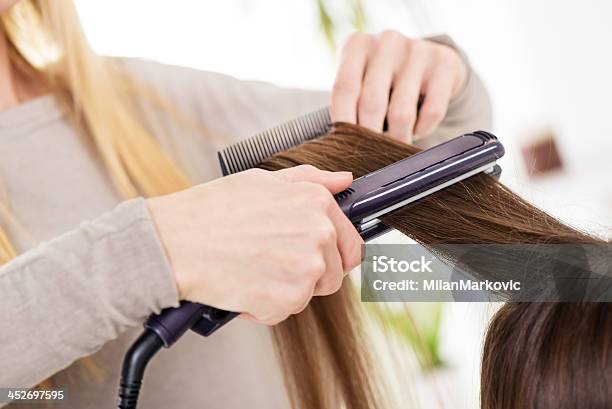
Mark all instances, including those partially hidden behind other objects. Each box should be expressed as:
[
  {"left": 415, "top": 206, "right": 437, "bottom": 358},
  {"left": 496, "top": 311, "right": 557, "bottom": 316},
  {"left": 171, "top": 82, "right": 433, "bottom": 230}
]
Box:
[{"left": 117, "top": 106, "right": 504, "bottom": 409}]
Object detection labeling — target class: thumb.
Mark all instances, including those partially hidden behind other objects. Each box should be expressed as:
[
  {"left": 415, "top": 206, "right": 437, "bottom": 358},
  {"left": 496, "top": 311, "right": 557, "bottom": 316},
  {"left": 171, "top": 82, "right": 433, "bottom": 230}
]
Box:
[{"left": 273, "top": 165, "right": 353, "bottom": 194}]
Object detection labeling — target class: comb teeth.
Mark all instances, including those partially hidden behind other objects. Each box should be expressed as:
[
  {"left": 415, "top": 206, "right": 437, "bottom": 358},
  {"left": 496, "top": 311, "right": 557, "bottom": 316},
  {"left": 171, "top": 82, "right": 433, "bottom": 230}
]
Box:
[{"left": 218, "top": 107, "right": 332, "bottom": 175}]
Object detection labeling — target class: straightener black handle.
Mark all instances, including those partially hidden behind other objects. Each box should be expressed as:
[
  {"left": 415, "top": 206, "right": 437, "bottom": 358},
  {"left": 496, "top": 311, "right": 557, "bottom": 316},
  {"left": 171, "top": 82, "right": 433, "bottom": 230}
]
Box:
[
  {"left": 144, "top": 302, "right": 238, "bottom": 347},
  {"left": 192, "top": 306, "right": 239, "bottom": 337}
]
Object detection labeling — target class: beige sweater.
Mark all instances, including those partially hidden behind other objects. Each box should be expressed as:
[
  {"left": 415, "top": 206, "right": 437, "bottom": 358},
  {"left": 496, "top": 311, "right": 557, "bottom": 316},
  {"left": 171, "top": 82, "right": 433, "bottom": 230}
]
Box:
[{"left": 0, "top": 38, "right": 491, "bottom": 408}]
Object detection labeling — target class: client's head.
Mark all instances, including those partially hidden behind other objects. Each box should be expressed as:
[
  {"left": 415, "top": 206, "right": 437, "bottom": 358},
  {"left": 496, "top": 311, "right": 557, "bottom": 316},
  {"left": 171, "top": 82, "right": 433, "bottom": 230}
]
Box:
[{"left": 481, "top": 302, "right": 612, "bottom": 409}]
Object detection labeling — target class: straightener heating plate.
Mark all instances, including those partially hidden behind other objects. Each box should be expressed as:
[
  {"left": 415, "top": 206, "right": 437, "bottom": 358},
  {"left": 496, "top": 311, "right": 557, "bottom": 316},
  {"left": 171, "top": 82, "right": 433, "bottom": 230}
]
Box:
[{"left": 334, "top": 130, "right": 504, "bottom": 239}]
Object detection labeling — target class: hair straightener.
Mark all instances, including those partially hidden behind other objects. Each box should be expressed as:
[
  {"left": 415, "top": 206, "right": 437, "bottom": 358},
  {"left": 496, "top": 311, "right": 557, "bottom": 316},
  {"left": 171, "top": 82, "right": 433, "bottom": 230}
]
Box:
[{"left": 116, "top": 106, "right": 505, "bottom": 409}]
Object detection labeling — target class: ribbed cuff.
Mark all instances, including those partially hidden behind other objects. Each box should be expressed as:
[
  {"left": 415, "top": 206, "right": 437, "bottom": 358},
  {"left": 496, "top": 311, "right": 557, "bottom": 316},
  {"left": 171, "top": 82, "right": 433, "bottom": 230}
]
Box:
[{"left": 61, "top": 196, "right": 182, "bottom": 334}]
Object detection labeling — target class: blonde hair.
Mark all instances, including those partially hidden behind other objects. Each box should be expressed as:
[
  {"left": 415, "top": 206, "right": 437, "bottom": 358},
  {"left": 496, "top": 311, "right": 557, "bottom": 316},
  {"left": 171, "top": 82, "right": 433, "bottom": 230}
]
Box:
[
  {"left": 0, "top": 0, "right": 195, "bottom": 387},
  {"left": 0, "top": 0, "right": 192, "bottom": 260}
]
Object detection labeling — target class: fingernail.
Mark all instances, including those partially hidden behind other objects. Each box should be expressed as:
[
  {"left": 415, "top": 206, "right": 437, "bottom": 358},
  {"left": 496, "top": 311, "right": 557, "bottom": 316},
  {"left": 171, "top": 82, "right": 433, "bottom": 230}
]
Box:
[{"left": 337, "top": 171, "right": 353, "bottom": 178}]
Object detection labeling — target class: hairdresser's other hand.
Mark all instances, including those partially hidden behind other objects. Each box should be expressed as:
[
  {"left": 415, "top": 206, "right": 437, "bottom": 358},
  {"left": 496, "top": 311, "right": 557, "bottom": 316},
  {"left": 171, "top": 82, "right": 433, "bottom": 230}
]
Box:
[
  {"left": 147, "top": 165, "right": 363, "bottom": 325},
  {"left": 331, "top": 31, "right": 467, "bottom": 142}
]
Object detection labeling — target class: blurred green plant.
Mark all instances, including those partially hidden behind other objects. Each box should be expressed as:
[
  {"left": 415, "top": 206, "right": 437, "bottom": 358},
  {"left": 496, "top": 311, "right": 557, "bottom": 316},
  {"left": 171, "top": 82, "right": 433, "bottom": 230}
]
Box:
[
  {"left": 370, "top": 302, "right": 446, "bottom": 372},
  {"left": 393, "top": 303, "right": 445, "bottom": 371},
  {"left": 315, "top": 0, "right": 366, "bottom": 52},
  {"left": 314, "top": 0, "right": 430, "bottom": 52}
]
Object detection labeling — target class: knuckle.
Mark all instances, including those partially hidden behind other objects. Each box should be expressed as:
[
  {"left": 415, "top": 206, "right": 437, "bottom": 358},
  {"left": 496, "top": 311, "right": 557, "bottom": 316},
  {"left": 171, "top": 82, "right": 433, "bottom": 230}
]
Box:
[
  {"left": 433, "top": 43, "right": 453, "bottom": 61},
  {"left": 378, "top": 30, "right": 403, "bottom": 44},
  {"left": 318, "top": 275, "right": 343, "bottom": 296},
  {"left": 333, "top": 78, "right": 360, "bottom": 97},
  {"left": 345, "top": 238, "right": 364, "bottom": 270},
  {"left": 246, "top": 168, "right": 266, "bottom": 177},
  {"left": 436, "top": 52, "right": 457, "bottom": 72},
  {"left": 286, "top": 285, "right": 310, "bottom": 312},
  {"left": 407, "top": 38, "right": 427, "bottom": 55},
  {"left": 293, "top": 292, "right": 311, "bottom": 314},
  {"left": 296, "top": 164, "right": 317, "bottom": 173},
  {"left": 387, "top": 106, "right": 414, "bottom": 125},
  {"left": 255, "top": 313, "right": 273, "bottom": 325},
  {"left": 308, "top": 185, "right": 333, "bottom": 207},
  {"left": 313, "top": 221, "right": 337, "bottom": 244},
  {"left": 359, "top": 91, "right": 386, "bottom": 116},
  {"left": 346, "top": 250, "right": 362, "bottom": 271},
  {"left": 291, "top": 165, "right": 317, "bottom": 180},
  {"left": 403, "top": 36, "right": 417, "bottom": 46},
  {"left": 253, "top": 308, "right": 276, "bottom": 325},
  {"left": 293, "top": 255, "right": 326, "bottom": 280},
  {"left": 308, "top": 255, "right": 327, "bottom": 278},
  {"left": 317, "top": 280, "right": 333, "bottom": 296},
  {"left": 330, "top": 276, "right": 344, "bottom": 293},
  {"left": 346, "top": 31, "right": 370, "bottom": 47},
  {"left": 263, "top": 314, "right": 286, "bottom": 326},
  {"left": 421, "top": 105, "right": 445, "bottom": 122}
]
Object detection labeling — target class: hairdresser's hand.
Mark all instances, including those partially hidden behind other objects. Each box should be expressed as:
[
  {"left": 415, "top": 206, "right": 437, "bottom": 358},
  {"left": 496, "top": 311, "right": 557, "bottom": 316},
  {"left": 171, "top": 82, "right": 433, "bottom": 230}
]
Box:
[
  {"left": 147, "top": 165, "right": 363, "bottom": 325},
  {"left": 332, "top": 31, "right": 468, "bottom": 142}
]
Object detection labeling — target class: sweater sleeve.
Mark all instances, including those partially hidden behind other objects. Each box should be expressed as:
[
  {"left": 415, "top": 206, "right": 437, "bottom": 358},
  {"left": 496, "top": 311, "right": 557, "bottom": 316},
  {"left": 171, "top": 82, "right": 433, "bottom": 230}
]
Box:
[{"left": 0, "top": 198, "right": 179, "bottom": 389}]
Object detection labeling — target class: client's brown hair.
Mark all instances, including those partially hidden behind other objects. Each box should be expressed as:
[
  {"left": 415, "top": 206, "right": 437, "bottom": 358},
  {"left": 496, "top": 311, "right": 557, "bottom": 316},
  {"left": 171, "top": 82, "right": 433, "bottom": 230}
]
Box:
[
  {"left": 481, "top": 303, "right": 612, "bottom": 409},
  {"left": 258, "top": 123, "right": 610, "bottom": 409}
]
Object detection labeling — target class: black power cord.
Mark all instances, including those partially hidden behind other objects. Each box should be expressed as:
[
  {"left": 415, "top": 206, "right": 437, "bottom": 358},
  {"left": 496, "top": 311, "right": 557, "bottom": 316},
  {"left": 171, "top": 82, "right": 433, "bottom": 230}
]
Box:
[{"left": 116, "top": 329, "right": 163, "bottom": 409}]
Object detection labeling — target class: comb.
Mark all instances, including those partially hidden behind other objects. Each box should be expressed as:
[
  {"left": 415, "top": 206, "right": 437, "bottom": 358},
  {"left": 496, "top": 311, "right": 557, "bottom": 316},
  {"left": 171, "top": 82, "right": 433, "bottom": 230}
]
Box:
[
  {"left": 218, "top": 97, "right": 424, "bottom": 176},
  {"left": 218, "top": 107, "right": 332, "bottom": 175}
]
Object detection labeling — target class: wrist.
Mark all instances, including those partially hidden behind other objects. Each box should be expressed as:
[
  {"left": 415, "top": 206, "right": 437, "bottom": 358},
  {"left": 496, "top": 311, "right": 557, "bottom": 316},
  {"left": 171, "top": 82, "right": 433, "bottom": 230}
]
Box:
[{"left": 146, "top": 196, "right": 191, "bottom": 301}]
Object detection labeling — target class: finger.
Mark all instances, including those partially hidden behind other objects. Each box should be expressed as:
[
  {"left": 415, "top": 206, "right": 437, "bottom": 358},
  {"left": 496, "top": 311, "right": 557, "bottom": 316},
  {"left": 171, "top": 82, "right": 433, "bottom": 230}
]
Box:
[
  {"left": 326, "top": 199, "right": 364, "bottom": 272},
  {"left": 241, "top": 311, "right": 291, "bottom": 326},
  {"left": 274, "top": 165, "right": 353, "bottom": 194},
  {"left": 386, "top": 56, "right": 426, "bottom": 142},
  {"left": 313, "top": 243, "right": 344, "bottom": 296},
  {"left": 331, "top": 33, "right": 371, "bottom": 123},
  {"left": 357, "top": 33, "right": 403, "bottom": 132},
  {"left": 294, "top": 282, "right": 316, "bottom": 314},
  {"left": 239, "top": 312, "right": 272, "bottom": 325},
  {"left": 239, "top": 312, "right": 259, "bottom": 322},
  {"left": 413, "top": 67, "right": 453, "bottom": 139}
]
